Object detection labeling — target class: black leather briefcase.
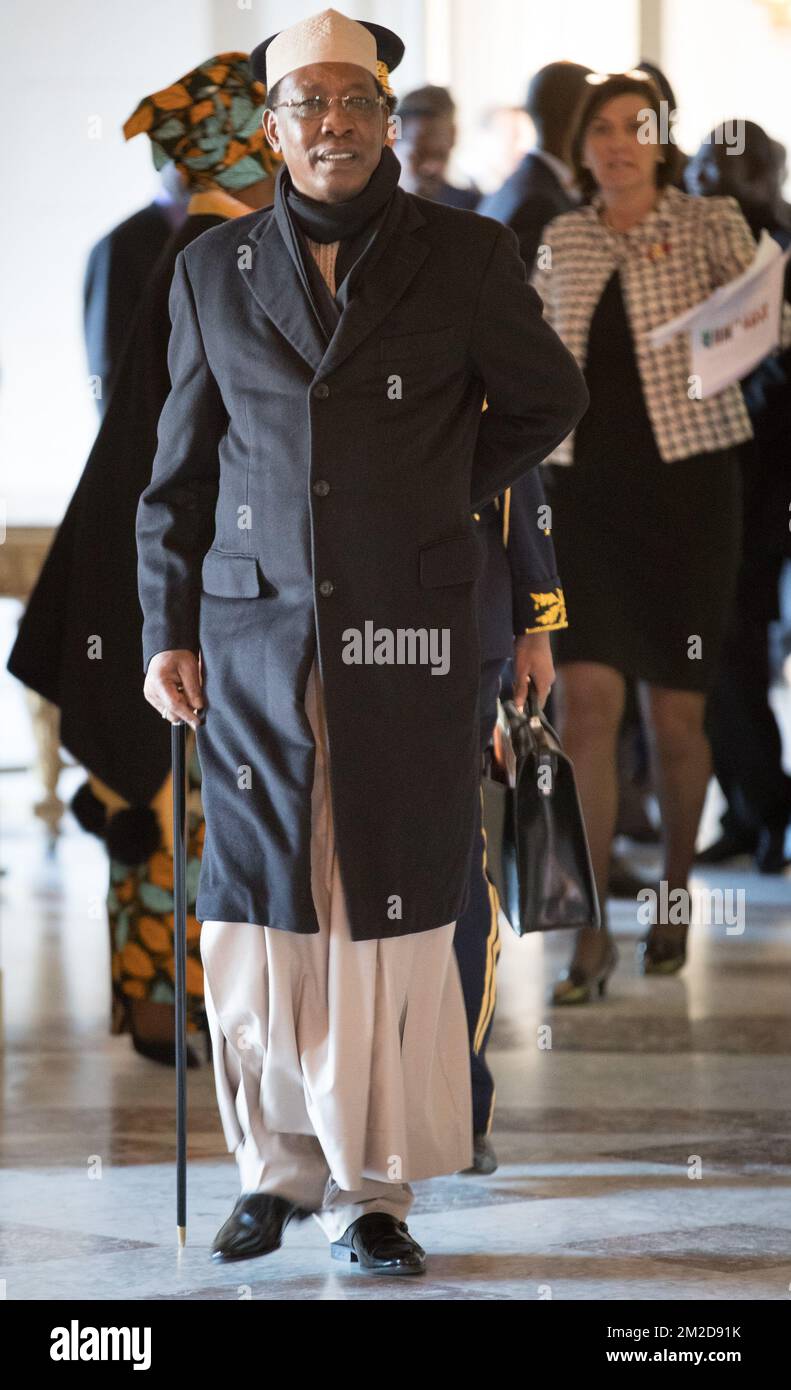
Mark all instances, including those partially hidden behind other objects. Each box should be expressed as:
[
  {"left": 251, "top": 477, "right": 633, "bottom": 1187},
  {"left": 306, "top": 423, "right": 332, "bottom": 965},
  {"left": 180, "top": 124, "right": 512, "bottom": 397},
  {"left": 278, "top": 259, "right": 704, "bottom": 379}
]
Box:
[{"left": 481, "top": 687, "right": 601, "bottom": 936}]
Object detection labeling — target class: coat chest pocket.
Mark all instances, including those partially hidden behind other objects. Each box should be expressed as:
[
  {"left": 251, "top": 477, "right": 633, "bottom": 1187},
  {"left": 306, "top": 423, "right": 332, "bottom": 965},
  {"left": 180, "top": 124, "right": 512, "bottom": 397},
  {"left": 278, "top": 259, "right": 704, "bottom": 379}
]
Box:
[
  {"left": 201, "top": 549, "right": 271, "bottom": 598},
  {"left": 419, "top": 529, "right": 484, "bottom": 587}
]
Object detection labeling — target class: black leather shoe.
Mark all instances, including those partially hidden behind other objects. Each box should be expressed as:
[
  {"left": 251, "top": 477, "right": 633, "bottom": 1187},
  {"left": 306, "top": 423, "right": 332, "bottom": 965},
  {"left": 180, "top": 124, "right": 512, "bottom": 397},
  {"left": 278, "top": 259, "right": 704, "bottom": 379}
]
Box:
[
  {"left": 607, "top": 857, "right": 654, "bottom": 899},
  {"left": 695, "top": 830, "right": 755, "bottom": 865},
  {"left": 461, "top": 1133, "right": 498, "bottom": 1175},
  {"left": 755, "top": 824, "right": 790, "bottom": 875},
  {"left": 131, "top": 1034, "right": 202, "bottom": 1068},
  {"left": 330, "top": 1213, "right": 426, "bottom": 1274},
  {"left": 211, "top": 1193, "right": 314, "bottom": 1262}
]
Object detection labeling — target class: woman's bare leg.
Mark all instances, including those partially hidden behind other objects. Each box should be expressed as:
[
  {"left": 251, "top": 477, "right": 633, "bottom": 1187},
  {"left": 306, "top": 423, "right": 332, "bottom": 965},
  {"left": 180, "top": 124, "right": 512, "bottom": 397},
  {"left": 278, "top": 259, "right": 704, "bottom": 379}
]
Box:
[
  {"left": 638, "top": 682, "right": 711, "bottom": 950},
  {"left": 552, "top": 661, "right": 626, "bottom": 973}
]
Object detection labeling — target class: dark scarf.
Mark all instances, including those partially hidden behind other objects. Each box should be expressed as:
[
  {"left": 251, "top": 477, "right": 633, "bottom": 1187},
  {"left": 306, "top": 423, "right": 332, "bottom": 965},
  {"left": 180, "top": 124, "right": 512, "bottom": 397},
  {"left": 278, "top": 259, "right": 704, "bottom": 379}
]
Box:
[
  {"left": 274, "top": 145, "right": 402, "bottom": 340},
  {"left": 284, "top": 142, "right": 401, "bottom": 243}
]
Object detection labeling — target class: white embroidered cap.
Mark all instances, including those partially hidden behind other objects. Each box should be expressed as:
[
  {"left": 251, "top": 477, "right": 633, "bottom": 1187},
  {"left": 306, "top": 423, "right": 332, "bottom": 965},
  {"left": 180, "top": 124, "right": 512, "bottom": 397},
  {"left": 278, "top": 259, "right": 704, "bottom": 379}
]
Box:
[
  {"left": 251, "top": 9, "right": 404, "bottom": 91},
  {"left": 264, "top": 9, "right": 377, "bottom": 89}
]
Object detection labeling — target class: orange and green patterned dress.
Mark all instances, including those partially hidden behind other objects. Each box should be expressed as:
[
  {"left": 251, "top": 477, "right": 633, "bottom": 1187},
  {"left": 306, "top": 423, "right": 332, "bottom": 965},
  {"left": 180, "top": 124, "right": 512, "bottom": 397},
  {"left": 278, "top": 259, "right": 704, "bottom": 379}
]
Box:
[{"left": 94, "top": 732, "right": 207, "bottom": 1038}]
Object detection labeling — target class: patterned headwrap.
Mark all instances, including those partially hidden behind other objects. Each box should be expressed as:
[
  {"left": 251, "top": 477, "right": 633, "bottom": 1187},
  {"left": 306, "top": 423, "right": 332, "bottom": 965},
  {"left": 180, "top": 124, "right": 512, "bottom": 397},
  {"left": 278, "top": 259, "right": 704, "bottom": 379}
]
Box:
[{"left": 123, "top": 52, "right": 281, "bottom": 191}]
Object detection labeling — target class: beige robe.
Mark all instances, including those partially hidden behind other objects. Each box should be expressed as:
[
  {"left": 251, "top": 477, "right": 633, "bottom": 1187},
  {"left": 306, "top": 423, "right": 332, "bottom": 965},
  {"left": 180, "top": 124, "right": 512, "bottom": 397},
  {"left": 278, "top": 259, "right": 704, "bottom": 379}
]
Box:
[{"left": 201, "top": 656, "right": 473, "bottom": 1241}]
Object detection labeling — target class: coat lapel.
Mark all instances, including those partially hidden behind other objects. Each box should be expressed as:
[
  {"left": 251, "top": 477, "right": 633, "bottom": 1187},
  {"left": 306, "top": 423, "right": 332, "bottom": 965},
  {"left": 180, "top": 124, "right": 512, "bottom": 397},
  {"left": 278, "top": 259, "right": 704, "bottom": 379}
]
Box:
[
  {"left": 240, "top": 205, "right": 328, "bottom": 374},
  {"left": 239, "top": 185, "right": 430, "bottom": 379},
  {"left": 319, "top": 190, "right": 429, "bottom": 378}
]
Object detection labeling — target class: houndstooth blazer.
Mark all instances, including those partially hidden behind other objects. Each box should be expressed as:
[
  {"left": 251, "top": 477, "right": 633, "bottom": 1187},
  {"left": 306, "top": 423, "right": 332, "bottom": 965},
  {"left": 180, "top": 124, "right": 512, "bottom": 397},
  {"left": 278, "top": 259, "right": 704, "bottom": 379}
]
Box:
[{"left": 531, "top": 184, "right": 783, "bottom": 465}]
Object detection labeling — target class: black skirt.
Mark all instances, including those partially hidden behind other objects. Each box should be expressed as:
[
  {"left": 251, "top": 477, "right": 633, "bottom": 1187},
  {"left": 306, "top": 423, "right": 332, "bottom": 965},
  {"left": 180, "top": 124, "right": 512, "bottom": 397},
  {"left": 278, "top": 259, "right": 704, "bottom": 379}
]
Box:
[{"left": 544, "top": 270, "right": 743, "bottom": 693}]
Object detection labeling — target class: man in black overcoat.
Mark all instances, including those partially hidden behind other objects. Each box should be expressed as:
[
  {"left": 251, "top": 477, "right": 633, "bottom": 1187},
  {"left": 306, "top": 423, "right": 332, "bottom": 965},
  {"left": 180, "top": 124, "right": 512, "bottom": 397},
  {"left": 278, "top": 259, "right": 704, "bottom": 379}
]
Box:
[
  {"left": 136, "top": 8, "right": 588, "bottom": 1275},
  {"left": 83, "top": 166, "right": 189, "bottom": 418},
  {"left": 477, "top": 61, "right": 591, "bottom": 270}
]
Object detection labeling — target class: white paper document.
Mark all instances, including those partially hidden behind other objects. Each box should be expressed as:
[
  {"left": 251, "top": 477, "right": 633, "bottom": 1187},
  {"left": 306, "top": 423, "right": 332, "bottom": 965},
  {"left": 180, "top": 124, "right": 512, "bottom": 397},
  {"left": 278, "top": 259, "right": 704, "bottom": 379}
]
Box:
[{"left": 647, "top": 230, "right": 790, "bottom": 397}]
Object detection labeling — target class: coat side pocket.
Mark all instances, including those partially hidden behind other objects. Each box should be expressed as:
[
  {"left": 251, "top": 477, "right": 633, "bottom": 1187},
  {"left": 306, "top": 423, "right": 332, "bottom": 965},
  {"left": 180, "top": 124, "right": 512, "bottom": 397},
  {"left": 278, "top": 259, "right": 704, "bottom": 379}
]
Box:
[{"left": 201, "top": 549, "right": 267, "bottom": 598}]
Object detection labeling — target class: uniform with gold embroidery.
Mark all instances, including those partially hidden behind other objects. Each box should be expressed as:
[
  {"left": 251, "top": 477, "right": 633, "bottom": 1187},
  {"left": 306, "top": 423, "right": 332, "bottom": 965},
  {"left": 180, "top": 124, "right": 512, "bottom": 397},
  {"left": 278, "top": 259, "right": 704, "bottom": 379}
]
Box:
[{"left": 454, "top": 461, "right": 567, "bottom": 1144}]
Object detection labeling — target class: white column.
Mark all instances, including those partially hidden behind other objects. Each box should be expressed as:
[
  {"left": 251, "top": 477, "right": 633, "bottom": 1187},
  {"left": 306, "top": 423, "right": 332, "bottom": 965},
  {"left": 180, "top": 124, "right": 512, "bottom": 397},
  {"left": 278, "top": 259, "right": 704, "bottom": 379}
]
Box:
[{"left": 638, "top": 0, "right": 664, "bottom": 63}]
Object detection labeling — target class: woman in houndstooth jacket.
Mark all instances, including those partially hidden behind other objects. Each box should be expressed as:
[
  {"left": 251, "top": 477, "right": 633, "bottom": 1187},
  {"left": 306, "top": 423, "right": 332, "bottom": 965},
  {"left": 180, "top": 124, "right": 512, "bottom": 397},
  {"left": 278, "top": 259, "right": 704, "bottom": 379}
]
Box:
[{"left": 532, "top": 73, "right": 788, "bottom": 997}]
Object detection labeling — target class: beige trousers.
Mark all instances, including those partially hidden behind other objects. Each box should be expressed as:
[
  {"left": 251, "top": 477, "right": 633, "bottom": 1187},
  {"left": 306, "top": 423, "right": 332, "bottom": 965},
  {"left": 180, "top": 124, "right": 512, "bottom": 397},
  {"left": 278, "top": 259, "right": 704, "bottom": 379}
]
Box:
[{"left": 201, "top": 659, "right": 473, "bottom": 1243}]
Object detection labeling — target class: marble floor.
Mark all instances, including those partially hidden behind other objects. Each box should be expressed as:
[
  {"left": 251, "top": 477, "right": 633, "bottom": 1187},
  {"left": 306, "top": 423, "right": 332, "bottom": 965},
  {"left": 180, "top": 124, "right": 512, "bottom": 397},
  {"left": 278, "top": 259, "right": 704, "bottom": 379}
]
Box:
[
  {"left": 2, "top": 759, "right": 790, "bottom": 1301},
  {"left": 2, "top": 598, "right": 791, "bottom": 1302}
]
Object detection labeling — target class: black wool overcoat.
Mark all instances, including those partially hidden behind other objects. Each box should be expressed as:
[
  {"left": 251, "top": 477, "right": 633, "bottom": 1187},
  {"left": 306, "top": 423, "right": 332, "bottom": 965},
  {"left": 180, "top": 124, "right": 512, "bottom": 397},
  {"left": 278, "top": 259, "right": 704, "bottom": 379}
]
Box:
[
  {"left": 136, "top": 183, "right": 589, "bottom": 940},
  {"left": 7, "top": 214, "right": 224, "bottom": 806}
]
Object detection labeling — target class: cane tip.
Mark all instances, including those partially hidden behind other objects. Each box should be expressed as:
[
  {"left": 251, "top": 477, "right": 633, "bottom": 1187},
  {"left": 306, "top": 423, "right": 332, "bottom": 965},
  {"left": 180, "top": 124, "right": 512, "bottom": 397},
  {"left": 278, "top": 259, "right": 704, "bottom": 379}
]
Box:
[{"left": 177, "top": 1225, "right": 186, "bottom": 1248}]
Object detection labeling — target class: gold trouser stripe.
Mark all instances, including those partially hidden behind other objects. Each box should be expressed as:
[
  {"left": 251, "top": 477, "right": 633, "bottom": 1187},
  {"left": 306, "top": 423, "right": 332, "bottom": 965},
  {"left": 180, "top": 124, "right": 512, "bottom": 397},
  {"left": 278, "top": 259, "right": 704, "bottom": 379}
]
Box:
[
  {"left": 483, "top": 1085, "right": 497, "bottom": 1136},
  {"left": 478, "top": 919, "right": 502, "bottom": 1054},
  {"left": 502, "top": 487, "right": 511, "bottom": 548},
  {"left": 473, "top": 785, "right": 502, "bottom": 1054}
]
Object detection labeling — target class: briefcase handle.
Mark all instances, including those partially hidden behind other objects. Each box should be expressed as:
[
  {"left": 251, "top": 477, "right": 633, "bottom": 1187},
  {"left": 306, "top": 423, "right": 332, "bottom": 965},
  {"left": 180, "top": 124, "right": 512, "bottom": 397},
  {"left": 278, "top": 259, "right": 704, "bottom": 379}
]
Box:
[{"left": 506, "top": 684, "right": 563, "bottom": 758}]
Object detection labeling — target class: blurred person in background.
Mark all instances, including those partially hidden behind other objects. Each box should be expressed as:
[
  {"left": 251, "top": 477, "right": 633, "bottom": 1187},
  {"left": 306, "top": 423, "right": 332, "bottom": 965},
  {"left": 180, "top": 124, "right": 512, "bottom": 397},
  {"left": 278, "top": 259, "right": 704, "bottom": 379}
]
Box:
[
  {"left": 533, "top": 73, "right": 777, "bottom": 999},
  {"left": 475, "top": 104, "right": 531, "bottom": 193},
  {"left": 472, "top": 105, "right": 532, "bottom": 195},
  {"left": 455, "top": 470, "right": 565, "bottom": 1172},
  {"left": 477, "top": 61, "right": 592, "bottom": 269},
  {"left": 7, "top": 54, "right": 280, "bottom": 1065},
  {"left": 594, "top": 57, "right": 688, "bottom": 870},
  {"left": 686, "top": 121, "right": 791, "bottom": 872},
  {"left": 601, "top": 58, "right": 691, "bottom": 871},
  {"left": 635, "top": 59, "right": 689, "bottom": 186},
  {"left": 770, "top": 138, "right": 791, "bottom": 223},
  {"left": 83, "top": 162, "right": 190, "bottom": 418},
  {"left": 396, "top": 83, "right": 480, "bottom": 208},
  {"left": 479, "top": 58, "right": 661, "bottom": 892}
]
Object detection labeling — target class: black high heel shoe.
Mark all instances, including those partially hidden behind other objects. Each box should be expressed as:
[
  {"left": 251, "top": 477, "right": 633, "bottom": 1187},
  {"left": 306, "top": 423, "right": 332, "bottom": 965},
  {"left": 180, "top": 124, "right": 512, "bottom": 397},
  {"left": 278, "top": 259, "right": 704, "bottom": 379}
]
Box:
[
  {"left": 638, "top": 924, "right": 688, "bottom": 975},
  {"left": 551, "top": 937, "right": 619, "bottom": 1005}
]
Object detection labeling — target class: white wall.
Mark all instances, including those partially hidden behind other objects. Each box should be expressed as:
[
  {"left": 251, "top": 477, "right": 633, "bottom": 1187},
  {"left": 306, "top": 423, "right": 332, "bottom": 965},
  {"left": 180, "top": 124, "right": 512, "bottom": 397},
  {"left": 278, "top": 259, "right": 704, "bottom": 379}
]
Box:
[
  {"left": 426, "top": 0, "right": 640, "bottom": 185},
  {"left": 0, "top": 0, "right": 213, "bottom": 525},
  {"left": 663, "top": 0, "right": 791, "bottom": 178}
]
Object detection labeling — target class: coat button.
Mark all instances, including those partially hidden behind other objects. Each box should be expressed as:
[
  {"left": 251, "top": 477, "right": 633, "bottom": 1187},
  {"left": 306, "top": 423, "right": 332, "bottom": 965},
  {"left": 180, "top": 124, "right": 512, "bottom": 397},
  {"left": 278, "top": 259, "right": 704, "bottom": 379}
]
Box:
[
  {"left": 318, "top": 579, "right": 334, "bottom": 596},
  {"left": 312, "top": 479, "right": 330, "bottom": 496},
  {"left": 314, "top": 382, "right": 330, "bottom": 399}
]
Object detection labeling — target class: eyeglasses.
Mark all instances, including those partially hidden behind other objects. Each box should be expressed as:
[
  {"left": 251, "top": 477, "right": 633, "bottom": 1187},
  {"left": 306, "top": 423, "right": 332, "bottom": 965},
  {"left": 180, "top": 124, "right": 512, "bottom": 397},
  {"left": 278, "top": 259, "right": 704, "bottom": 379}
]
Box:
[
  {"left": 584, "top": 68, "right": 664, "bottom": 100},
  {"left": 585, "top": 69, "right": 654, "bottom": 85},
  {"left": 272, "top": 94, "right": 386, "bottom": 122}
]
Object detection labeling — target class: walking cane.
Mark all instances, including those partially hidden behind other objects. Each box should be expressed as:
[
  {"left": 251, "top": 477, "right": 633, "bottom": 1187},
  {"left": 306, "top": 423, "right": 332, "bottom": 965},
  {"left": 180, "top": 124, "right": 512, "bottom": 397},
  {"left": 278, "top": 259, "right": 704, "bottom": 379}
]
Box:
[{"left": 171, "top": 717, "right": 188, "bottom": 1247}]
